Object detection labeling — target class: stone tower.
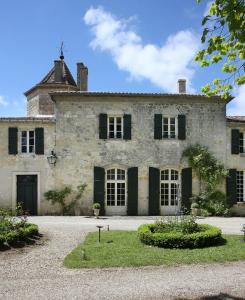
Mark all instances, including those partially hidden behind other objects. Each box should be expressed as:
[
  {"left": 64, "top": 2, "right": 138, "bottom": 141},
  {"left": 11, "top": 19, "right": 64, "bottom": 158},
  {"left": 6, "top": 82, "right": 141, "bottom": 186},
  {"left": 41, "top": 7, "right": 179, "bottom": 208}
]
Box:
[{"left": 24, "top": 55, "right": 88, "bottom": 116}]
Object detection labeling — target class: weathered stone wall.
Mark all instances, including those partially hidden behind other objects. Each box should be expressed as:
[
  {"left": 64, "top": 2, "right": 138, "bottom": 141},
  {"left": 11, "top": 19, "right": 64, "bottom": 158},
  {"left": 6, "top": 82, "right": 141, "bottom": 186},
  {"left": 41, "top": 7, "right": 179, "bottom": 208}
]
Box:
[
  {"left": 0, "top": 120, "right": 56, "bottom": 214},
  {"left": 226, "top": 122, "right": 245, "bottom": 216},
  {"left": 53, "top": 95, "right": 227, "bottom": 215},
  {"left": 26, "top": 85, "right": 78, "bottom": 116},
  {"left": 27, "top": 95, "right": 40, "bottom": 116},
  {"left": 226, "top": 122, "right": 245, "bottom": 169}
]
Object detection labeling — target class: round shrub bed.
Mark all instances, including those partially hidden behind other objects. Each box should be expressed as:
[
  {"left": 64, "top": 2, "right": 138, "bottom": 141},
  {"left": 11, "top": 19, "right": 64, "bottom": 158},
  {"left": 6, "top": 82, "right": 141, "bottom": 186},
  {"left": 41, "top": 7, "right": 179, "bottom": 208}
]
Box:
[
  {"left": 138, "top": 223, "right": 223, "bottom": 249},
  {"left": 0, "top": 223, "right": 38, "bottom": 247}
]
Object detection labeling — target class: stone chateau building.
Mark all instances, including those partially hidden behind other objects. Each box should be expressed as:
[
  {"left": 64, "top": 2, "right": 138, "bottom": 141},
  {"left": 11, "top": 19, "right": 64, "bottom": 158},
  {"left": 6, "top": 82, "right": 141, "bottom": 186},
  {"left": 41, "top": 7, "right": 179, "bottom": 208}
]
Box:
[{"left": 0, "top": 54, "right": 245, "bottom": 216}]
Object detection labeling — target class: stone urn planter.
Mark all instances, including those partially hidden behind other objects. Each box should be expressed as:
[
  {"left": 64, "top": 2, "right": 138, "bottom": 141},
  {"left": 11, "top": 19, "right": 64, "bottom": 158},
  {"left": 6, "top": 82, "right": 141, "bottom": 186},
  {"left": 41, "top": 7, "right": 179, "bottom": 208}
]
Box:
[
  {"left": 74, "top": 206, "right": 81, "bottom": 216},
  {"left": 94, "top": 208, "right": 100, "bottom": 219},
  {"left": 93, "top": 203, "right": 101, "bottom": 219}
]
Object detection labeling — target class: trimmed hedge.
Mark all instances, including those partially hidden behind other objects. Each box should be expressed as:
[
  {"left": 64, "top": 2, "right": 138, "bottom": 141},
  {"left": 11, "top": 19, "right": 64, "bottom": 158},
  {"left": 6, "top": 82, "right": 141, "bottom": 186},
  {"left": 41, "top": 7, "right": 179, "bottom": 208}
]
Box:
[
  {"left": 0, "top": 223, "right": 38, "bottom": 247},
  {"left": 138, "top": 224, "right": 223, "bottom": 249}
]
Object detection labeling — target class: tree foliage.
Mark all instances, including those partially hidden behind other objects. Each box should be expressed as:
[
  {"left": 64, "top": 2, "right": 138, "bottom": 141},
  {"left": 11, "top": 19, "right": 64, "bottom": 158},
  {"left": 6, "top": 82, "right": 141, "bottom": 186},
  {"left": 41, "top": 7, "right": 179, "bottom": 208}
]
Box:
[{"left": 195, "top": 0, "right": 245, "bottom": 98}]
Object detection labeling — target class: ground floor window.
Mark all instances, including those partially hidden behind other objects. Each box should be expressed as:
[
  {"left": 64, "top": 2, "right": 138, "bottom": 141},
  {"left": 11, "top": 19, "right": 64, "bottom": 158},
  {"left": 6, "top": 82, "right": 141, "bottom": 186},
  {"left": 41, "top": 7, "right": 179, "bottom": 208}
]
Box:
[
  {"left": 160, "top": 169, "right": 179, "bottom": 206},
  {"left": 237, "top": 171, "right": 244, "bottom": 202},
  {"left": 106, "top": 168, "right": 126, "bottom": 206}
]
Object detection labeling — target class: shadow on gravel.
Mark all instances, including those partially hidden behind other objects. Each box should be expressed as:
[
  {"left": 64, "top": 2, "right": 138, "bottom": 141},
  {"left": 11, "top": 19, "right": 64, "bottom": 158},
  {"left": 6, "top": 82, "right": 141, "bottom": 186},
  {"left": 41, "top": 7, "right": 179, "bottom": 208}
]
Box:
[
  {"left": 0, "top": 233, "right": 43, "bottom": 251},
  {"left": 177, "top": 293, "right": 245, "bottom": 300}
]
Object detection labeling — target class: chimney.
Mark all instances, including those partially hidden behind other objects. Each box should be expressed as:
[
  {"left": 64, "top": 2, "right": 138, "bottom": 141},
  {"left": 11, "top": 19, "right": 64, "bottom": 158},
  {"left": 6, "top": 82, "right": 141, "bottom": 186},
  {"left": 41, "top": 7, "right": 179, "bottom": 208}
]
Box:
[
  {"left": 54, "top": 60, "right": 63, "bottom": 82},
  {"left": 77, "top": 63, "right": 88, "bottom": 91},
  {"left": 178, "top": 79, "right": 186, "bottom": 94}
]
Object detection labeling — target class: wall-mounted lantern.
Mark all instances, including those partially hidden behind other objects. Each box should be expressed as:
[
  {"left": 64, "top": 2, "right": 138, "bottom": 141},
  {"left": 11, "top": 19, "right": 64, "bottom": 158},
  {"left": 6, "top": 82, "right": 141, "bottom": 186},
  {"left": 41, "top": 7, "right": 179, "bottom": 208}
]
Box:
[{"left": 47, "top": 150, "right": 57, "bottom": 166}]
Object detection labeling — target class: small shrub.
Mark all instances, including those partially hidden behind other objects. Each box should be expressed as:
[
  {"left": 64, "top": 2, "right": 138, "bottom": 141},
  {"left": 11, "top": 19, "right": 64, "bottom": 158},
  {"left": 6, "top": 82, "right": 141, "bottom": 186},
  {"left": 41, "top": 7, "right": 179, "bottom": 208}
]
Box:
[
  {"left": 191, "top": 202, "right": 200, "bottom": 209},
  {"left": 138, "top": 223, "right": 223, "bottom": 249},
  {"left": 0, "top": 208, "right": 39, "bottom": 248},
  {"left": 154, "top": 216, "right": 200, "bottom": 234},
  {"left": 93, "top": 203, "right": 101, "bottom": 209},
  {"left": 206, "top": 191, "right": 229, "bottom": 216}
]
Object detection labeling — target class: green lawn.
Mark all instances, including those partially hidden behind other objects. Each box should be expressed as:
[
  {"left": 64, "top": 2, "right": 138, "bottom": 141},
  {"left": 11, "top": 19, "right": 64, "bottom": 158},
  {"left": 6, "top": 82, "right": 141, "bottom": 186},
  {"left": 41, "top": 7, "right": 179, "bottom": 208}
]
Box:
[{"left": 64, "top": 230, "right": 245, "bottom": 268}]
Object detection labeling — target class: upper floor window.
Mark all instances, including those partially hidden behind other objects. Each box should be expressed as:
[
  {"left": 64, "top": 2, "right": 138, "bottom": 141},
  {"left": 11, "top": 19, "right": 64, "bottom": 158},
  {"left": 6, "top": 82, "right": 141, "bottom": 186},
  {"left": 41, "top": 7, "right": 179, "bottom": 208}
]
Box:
[
  {"left": 99, "top": 114, "right": 131, "bottom": 140},
  {"left": 154, "top": 114, "right": 186, "bottom": 140},
  {"left": 239, "top": 132, "right": 244, "bottom": 153},
  {"left": 108, "top": 116, "right": 123, "bottom": 139},
  {"left": 163, "top": 117, "right": 177, "bottom": 139},
  {"left": 21, "top": 130, "right": 35, "bottom": 153}
]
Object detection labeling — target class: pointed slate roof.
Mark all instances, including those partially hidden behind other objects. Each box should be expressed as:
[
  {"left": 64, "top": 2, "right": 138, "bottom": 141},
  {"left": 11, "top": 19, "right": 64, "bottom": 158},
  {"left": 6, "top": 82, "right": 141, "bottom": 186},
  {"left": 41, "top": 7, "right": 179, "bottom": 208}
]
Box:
[
  {"left": 24, "top": 56, "right": 79, "bottom": 96},
  {"left": 39, "top": 60, "right": 77, "bottom": 86}
]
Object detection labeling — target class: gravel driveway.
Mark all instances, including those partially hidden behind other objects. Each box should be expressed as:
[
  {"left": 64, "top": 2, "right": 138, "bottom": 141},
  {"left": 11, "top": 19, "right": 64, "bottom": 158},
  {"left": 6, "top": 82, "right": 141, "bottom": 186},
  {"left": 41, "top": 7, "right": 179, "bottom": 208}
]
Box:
[{"left": 0, "top": 216, "right": 245, "bottom": 300}]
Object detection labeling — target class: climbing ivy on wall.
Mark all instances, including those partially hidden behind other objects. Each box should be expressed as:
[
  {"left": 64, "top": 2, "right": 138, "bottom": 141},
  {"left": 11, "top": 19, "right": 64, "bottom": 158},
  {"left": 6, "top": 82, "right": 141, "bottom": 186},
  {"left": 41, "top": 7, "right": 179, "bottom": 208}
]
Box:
[{"left": 182, "top": 144, "right": 228, "bottom": 194}]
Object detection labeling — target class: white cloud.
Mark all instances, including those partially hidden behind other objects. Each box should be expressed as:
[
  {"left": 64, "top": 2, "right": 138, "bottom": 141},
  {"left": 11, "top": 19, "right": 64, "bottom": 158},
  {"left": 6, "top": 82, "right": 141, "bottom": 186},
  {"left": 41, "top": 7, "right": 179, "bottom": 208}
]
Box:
[
  {"left": 227, "top": 85, "right": 245, "bottom": 116},
  {"left": 0, "top": 96, "right": 8, "bottom": 107},
  {"left": 84, "top": 7, "right": 199, "bottom": 93}
]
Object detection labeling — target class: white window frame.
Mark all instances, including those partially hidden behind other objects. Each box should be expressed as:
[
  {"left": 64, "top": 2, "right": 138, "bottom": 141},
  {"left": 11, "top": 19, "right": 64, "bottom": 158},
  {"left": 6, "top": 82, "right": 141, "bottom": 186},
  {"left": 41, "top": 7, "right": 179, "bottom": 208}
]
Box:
[
  {"left": 239, "top": 132, "right": 244, "bottom": 153},
  {"left": 107, "top": 116, "right": 123, "bottom": 139},
  {"left": 237, "top": 170, "right": 244, "bottom": 202},
  {"left": 21, "top": 130, "right": 35, "bottom": 153},
  {"left": 162, "top": 116, "right": 178, "bottom": 139},
  {"left": 160, "top": 169, "right": 179, "bottom": 206},
  {"left": 106, "top": 168, "right": 127, "bottom": 207}
]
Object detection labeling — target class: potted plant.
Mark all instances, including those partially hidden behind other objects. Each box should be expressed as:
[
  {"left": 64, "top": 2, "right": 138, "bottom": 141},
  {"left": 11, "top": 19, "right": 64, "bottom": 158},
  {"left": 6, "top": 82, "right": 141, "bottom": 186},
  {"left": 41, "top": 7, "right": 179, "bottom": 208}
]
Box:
[
  {"left": 93, "top": 203, "right": 101, "bottom": 219},
  {"left": 191, "top": 202, "right": 200, "bottom": 217}
]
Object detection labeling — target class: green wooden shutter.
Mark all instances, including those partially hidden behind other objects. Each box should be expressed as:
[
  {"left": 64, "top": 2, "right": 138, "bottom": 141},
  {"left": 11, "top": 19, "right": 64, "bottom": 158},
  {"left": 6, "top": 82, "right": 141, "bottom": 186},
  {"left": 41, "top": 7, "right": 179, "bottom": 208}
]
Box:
[
  {"left": 123, "top": 114, "right": 131, "bottom": 140},
  {"left": 127, "top": 167, "right": 138, "bottom": 215},
  {"left": 226, "top": 169, "right": 237, "bottom": 206},
  {"left": 154, "top": 114, "right": 162, "bottom": 139},
  {"left": 149, "top": 167, "right": 160, "bottom": 215},
  {"left": 99, "top": 114, "right": 108, "bottom": 139},
  {"left": 231, "top": 129, "right": 240, "bottom": 154},
  {"left": 35, "top": 128, "right": 44, "bottom": 155},
  {"left": 181, "top": 168, "right": 192, "bottom": 211},
  {"left": 8, "top": 127, "right": 18, "bottom": 155},
  {"left": 178, "top": 115, "right": 186, "bottom": 140},
  {"left": 94, "top": 167, "right": 105, "bottom": 215}
]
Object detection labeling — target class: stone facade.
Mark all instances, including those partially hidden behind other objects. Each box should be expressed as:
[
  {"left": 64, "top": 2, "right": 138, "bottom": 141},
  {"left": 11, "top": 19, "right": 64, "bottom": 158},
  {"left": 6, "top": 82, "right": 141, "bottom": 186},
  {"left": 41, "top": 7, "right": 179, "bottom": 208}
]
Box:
[
  {"left": 52, "top": 94, "right": 227, "bottom": 215},
  {"left": 0, "top": 118, "right": 55, "bottom": 214},
  {"left": 0, "top": 57, "right": 244, "bottom": 216}
]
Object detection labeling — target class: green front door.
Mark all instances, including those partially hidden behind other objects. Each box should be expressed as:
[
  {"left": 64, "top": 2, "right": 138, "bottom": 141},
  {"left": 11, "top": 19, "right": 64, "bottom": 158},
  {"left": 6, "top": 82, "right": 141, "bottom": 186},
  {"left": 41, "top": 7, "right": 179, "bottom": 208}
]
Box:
[{"left": 17, "top": 175, "right": 37, "bottom": 215}]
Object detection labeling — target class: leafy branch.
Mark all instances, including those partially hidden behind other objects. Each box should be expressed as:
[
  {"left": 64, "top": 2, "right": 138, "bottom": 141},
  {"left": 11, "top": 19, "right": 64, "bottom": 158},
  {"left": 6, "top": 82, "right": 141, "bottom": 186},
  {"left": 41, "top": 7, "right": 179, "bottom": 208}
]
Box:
[{"left": 196, "top": 0, "right": 245, "bottom": 98}]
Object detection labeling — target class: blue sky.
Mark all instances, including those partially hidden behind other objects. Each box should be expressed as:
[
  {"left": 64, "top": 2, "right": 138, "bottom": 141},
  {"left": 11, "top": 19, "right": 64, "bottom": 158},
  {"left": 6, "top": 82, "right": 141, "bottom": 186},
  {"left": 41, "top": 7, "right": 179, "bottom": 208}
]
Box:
[{"left": 0, "top": 0, "right": 243, "bottom": 116}]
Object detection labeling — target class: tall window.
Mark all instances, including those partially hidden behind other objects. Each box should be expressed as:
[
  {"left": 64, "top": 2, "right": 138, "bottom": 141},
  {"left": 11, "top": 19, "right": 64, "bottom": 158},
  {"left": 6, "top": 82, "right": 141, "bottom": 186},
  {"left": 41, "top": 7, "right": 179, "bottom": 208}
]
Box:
[
  {"left": 163, "top": 117, "right": 177, "bottom": 138},
  {"left": 21, "top": 131, "right": 35, "bottom": 153},
  {"left": 237, "top": 171, "right": 244, "bottom": 202},
  {"left": 106, "top": 168, "right": 126, "bottom": 206},
  {"left": 239, "top": 132, "right": 244, "bottom": 153},
  {"left": 108, "top": 116, "right": 123, "bottom": 139},
  {"left": 160, "top": 169, "right": 179, "bottom": 206}
]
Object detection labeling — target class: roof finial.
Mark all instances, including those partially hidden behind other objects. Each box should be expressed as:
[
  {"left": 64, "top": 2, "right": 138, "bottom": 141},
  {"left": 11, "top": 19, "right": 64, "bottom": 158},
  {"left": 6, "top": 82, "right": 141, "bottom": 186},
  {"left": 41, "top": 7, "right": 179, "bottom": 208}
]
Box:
[{"left": 60, "top": 41, "right": 64, "bottom": 60}]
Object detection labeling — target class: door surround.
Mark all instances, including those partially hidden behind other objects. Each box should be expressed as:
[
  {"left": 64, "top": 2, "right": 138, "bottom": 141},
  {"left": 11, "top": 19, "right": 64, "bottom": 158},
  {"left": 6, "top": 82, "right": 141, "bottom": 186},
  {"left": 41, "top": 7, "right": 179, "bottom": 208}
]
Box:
[{"left": 12, "top": 172, "right": 40, "bottom": 215}]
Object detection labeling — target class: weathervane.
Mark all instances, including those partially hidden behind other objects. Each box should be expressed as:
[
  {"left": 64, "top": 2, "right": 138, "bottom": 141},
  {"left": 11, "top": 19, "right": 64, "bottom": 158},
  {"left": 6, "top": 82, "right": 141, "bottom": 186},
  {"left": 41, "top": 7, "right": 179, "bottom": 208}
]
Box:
[{"left": 60, "top": 41, "right": 64, "bottom": 60}]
